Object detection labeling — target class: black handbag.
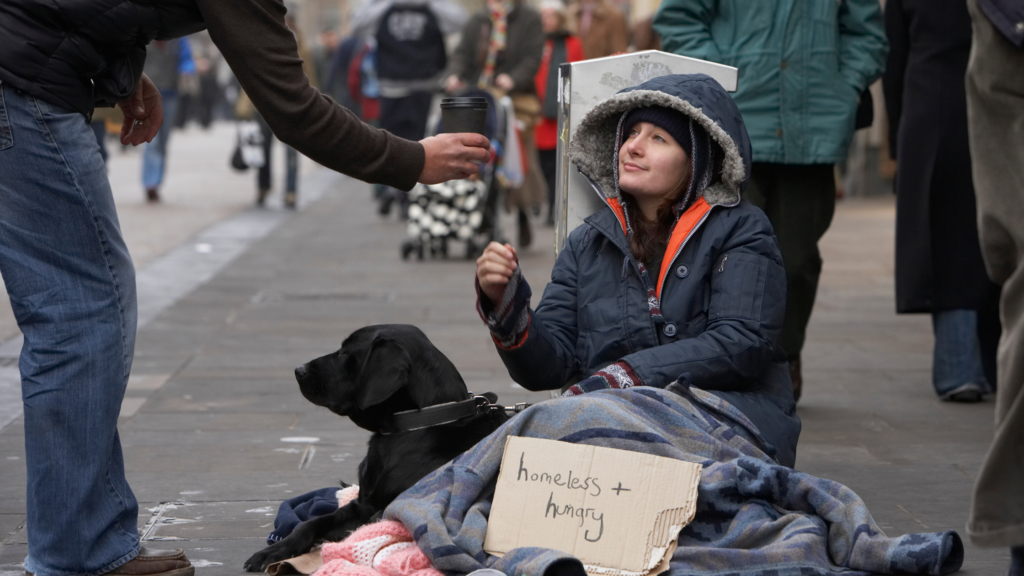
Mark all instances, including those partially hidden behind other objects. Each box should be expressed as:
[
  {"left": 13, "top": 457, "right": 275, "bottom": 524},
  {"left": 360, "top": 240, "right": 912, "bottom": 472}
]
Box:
[
  {"left": 230, "top": 143, "right": 248, "bottom": 171},
  {"left": 854, "top": 88, "right": 874, "bottom": 131},
  {"left": 230, "top": 120, "right": 266, "bottom": 171}
]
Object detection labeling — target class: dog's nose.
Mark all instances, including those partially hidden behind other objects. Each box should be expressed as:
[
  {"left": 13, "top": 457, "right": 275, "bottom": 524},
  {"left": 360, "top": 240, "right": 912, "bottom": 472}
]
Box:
[{"left": 294, "top": 364, "right": 308, "bottom": 380}]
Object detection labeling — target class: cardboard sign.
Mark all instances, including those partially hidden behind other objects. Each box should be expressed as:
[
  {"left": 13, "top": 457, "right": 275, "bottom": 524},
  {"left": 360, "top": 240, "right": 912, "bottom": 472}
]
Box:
[{"left": 483, "top": 437, "right": 701, "bottom": 576}]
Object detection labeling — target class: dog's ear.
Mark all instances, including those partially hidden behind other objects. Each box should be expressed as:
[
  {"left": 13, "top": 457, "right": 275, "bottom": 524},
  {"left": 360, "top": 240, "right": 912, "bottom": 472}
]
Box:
[{"left": 355, "top": 336, "right": 411, "bottom": 410}]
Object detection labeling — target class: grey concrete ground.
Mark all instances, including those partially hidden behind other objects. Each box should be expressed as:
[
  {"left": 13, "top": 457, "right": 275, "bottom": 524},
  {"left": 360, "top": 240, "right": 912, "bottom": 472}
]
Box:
[{"left": 0, "top": 126, "right": 1010, "bottom": 574}]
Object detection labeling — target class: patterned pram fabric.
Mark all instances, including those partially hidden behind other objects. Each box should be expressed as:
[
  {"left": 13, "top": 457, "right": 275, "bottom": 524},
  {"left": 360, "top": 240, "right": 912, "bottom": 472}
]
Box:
[{"left": 384, "top": 384, "right": 963, "bottom": 576}]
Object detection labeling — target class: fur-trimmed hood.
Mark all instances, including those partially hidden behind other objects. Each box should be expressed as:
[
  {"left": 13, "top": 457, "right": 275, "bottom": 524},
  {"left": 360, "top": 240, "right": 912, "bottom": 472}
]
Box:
[{"left": 569, "top": 74, "right": 752, "bottom": 209}]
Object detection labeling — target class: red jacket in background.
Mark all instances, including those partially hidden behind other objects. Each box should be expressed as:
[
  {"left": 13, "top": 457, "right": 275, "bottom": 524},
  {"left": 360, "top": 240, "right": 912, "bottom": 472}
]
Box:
[{"left": 534, "top": 35, "right": 584, "bottom": 151}]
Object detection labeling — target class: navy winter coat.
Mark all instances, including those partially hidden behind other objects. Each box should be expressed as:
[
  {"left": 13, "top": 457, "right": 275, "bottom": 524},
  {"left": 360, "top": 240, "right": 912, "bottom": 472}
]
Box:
[{"left": 482, "top": 74, "right": 800, "bottom": 465}]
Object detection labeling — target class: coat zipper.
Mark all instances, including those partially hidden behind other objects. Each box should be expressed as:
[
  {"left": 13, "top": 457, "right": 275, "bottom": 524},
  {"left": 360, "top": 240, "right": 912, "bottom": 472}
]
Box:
[{"left": 584, "top": 172, "right": 714, "bottom": 308}]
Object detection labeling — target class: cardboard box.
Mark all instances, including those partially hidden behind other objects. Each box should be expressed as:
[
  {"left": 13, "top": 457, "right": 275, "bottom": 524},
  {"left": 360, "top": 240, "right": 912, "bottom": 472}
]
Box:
[{"left": 483, "top": 437, "right": 701, "bottom": 576}]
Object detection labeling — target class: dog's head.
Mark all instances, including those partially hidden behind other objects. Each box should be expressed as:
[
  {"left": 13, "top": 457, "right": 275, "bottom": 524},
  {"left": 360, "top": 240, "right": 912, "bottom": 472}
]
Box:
[{"left": 294, "top": 324, "right": 469, "bottom": 432}]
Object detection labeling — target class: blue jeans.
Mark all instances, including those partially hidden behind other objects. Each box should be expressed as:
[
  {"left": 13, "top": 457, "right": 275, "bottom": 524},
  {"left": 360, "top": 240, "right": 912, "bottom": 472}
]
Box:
[
  {"left": 932, "top": 309, "right": 990, "bottom": 396},
  {"left": 141, "top": 91, "right": 178, "bottom": 190},
  {"left": 0, "top": 83, "right": 140, "bottom": 575},
  {"left": 90, "top": 121, "right": 108, "bottom": 164}
]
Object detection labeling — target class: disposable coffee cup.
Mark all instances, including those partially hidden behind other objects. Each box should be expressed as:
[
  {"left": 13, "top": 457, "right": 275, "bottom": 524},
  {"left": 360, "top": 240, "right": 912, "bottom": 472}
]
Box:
[{"left": 441, "top": 97, "right": 488, "bottom": 136}]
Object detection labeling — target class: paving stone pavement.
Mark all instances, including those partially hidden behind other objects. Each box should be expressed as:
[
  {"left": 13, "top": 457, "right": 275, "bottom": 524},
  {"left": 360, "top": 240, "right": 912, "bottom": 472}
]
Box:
[{"left": 0, "top": 167, "right": 1010, "bottom": 574}]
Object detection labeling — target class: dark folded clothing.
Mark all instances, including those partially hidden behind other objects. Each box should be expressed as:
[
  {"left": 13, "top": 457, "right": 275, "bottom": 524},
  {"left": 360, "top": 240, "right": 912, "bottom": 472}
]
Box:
[{"left": 268, "top": 487, "right": 342, "bottom": 545}]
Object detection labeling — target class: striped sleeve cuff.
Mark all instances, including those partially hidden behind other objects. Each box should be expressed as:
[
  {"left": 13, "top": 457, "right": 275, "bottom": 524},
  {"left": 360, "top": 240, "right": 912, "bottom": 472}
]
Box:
[
  {"left": 476, "top": 266, "right": 532, "bottom": 350},
  {"left": 562, "top": 361, "right": 641, "bottom": 396}
]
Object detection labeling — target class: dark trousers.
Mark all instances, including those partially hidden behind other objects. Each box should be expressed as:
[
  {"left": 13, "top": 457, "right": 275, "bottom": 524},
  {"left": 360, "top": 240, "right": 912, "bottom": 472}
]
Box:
[
  {"left": 539, "top": 148, "right": 557, "bottom": 221},
  {"left": 380, "top": 92, "right": 433, "bottom": 141},
  {"left": 256, "top": 113, "right": 298, "bottom": 193},
  {"left": 745, "top": 163, "right": 836, "bottom": 360}
]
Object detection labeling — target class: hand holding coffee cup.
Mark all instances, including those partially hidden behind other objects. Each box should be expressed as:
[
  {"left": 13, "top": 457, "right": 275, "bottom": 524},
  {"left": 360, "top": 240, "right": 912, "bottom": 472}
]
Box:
[{"left": 418, "top": 133, "right": 491, "bottom": 184}]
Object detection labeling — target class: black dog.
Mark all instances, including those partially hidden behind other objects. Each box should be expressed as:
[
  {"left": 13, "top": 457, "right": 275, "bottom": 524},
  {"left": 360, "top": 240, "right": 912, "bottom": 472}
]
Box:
[{"left": 244, "top": 324, "right": 510, "bottom": 572}]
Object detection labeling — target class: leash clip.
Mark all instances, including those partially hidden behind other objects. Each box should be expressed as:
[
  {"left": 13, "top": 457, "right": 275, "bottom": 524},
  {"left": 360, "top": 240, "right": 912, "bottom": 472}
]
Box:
[{"left": 471, "top": 394, "right": 530, "bottom": 415}]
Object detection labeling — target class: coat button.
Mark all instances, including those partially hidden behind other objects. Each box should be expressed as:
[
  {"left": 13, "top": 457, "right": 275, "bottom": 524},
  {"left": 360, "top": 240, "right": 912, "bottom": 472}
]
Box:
[
  {"left": 775, "top": 129, "right": 784, "bottom": 138},
  {"left": 675, "top": 265, "right": 689, "bottom": 278},
  {"left": 780, "top": 60, "right": 788, "bottom": 69},
  {"left": 663, "top": 323, "right": 678, "bottom": 337}
]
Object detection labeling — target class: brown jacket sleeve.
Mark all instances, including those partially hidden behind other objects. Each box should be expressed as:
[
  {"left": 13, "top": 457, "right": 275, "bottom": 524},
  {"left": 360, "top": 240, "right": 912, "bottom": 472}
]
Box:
[
  {"left": 196, "top": 0, "right": 425, "bottom": 191},
  {"left": 609, "top": 8, "right": 629, "bottom": 55}
]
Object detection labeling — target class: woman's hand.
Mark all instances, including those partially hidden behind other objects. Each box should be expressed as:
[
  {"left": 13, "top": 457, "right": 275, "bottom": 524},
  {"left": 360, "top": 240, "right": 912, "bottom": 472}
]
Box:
[
  {"left": 445, "top": 74, "right": 466, "bottom": 93},
  {"left": 476, "top": 242, "right": 518, "bottom": 304},
  {"left": 495, "top": 73, "right": 514, "bottom": 92}
]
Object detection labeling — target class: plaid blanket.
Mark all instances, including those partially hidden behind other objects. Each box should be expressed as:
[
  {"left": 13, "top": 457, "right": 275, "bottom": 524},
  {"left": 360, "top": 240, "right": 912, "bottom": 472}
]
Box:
[{"left": 384, "top": 384, "right": 963, "bottom": 576}]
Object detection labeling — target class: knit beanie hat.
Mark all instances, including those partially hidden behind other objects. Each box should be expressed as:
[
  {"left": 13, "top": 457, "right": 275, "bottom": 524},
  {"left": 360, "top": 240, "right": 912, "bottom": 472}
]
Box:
[
  {"left": 539, "top": 0, "right": 567, "bottom": 15},
  {"left": 619, "top": 106, "right": 693, "bottom": 155}
]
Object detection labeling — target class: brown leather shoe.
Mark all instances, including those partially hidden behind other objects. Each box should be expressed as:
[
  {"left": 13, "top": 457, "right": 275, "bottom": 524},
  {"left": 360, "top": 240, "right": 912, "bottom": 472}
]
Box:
[
  {"left": 106, "top": 548, "right": 194, "bottom": 576},
  {"left": 788, "top": 357, "right": 802, "bottom": 403}
]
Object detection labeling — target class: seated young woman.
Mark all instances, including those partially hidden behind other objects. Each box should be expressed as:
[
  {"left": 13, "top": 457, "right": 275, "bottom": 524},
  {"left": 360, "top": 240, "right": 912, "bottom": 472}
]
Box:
[{"left": 474, "top": 73, "right": 801, "bottom": 466}]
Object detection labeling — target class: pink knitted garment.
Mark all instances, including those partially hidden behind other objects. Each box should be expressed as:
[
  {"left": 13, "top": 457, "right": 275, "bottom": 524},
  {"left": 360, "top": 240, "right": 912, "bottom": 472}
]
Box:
[
  {"left": 337, "top": 485, "right": 360, "bottom": 507},
  {"left": 313, "top": 521, "right": 441, "bottom": 576}
]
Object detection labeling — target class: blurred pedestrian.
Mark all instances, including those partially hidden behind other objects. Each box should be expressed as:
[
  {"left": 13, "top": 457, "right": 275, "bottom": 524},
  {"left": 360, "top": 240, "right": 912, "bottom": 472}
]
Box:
[
  {"left": 141, "top": 38, "right": 194, "bottom": 202},
  {"left": 631, "top": 15, "right": 661, "bottom": 51},
  {"left": 325, "top": 35, "right": 363, "bottom": 112},
  {"left": 654, "top": 0, "right": 888, "bottom": 401},
  {"left": 239, "top": 15, "right": 318, "bottom": 209},
  {"left": 191, "top": 33, "right": 222, "bottom": 129},
  {"left": 349, "top": 37, "right": 383, "bottom": 125},
  {"left": 0, "top": 1, "right": 489, "bottom": 575},
  {"left": 260, "top": 15, "right": 317, "bottom": 209},
  {"left": 352, "top": 0, "right": 467, "bottom": 217},
  {"left": 237, "top": 89, "right": 303, "bottom": 208},
  {"left": 964, "top": 0, "right": 1024, "bottom": 570},
  {"left": 446, "top": 0, "right": 545, "bottom": 247},
  {"left": 445, "top": 0, "right": 543, "bottom": 95},
  {"left": 313, "top": 29, "right": 340, "bottom": 90},
  {"left": 883, "top": 0, "right": 1001, "bottom": 403},
  {"left": 534, "top": 0, "right": 584, "bottom": 226},
  {"left": 567, "top": 0, "right": 628, "bottom": 59}
]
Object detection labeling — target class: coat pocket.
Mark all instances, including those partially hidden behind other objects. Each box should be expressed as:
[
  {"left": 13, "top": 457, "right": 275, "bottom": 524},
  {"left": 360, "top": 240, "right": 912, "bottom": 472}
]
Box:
[
  {"left": 708, "top": 252, "right": 768, "bottom": 322},
  {"left": 0, "top": 82, "right": 13, "bottom": 151}
]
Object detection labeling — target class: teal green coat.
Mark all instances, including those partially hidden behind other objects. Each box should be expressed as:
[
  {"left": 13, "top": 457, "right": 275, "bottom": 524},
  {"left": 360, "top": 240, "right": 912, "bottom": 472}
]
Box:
[{"left": 653, "top": 0, "right": 887, "bottom": 164}]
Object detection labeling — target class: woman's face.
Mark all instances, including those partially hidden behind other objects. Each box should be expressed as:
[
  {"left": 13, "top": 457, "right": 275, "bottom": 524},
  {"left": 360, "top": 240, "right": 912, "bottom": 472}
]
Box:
[
  {"left": 618, "top": 121, "right": 691, "bottom": 207},
  {"left": 541, "top": 8, "right": 562, "bottom": 33}
]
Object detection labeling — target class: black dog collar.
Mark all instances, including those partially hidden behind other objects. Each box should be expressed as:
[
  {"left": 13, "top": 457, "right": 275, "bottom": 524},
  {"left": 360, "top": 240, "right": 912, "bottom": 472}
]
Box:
[{"left": 383, "top": 393, "right": 529, "bottom": 435}]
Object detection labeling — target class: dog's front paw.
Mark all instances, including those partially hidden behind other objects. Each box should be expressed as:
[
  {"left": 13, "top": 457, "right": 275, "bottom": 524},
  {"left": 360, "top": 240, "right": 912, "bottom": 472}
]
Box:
[{"left": 243, "top": 542, "right": 298, "bottom": 573}]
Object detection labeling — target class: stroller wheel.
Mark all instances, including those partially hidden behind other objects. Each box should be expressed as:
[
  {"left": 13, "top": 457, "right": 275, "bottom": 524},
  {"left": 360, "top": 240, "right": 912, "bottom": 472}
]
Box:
[
  {"left": 440, "top": 238, "right": 449, "bottom": 258},
  {"left": 417, "top": 243, "right": 425, "bottom": 260},
  {"left": 401, "top": 240, "right": 417, "bottom": 260}
]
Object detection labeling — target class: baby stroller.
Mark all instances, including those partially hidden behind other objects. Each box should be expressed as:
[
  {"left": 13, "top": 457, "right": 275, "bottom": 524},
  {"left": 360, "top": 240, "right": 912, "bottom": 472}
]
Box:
[{"left": 401, "top": 89, "right": 512, "bottom": 260}]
